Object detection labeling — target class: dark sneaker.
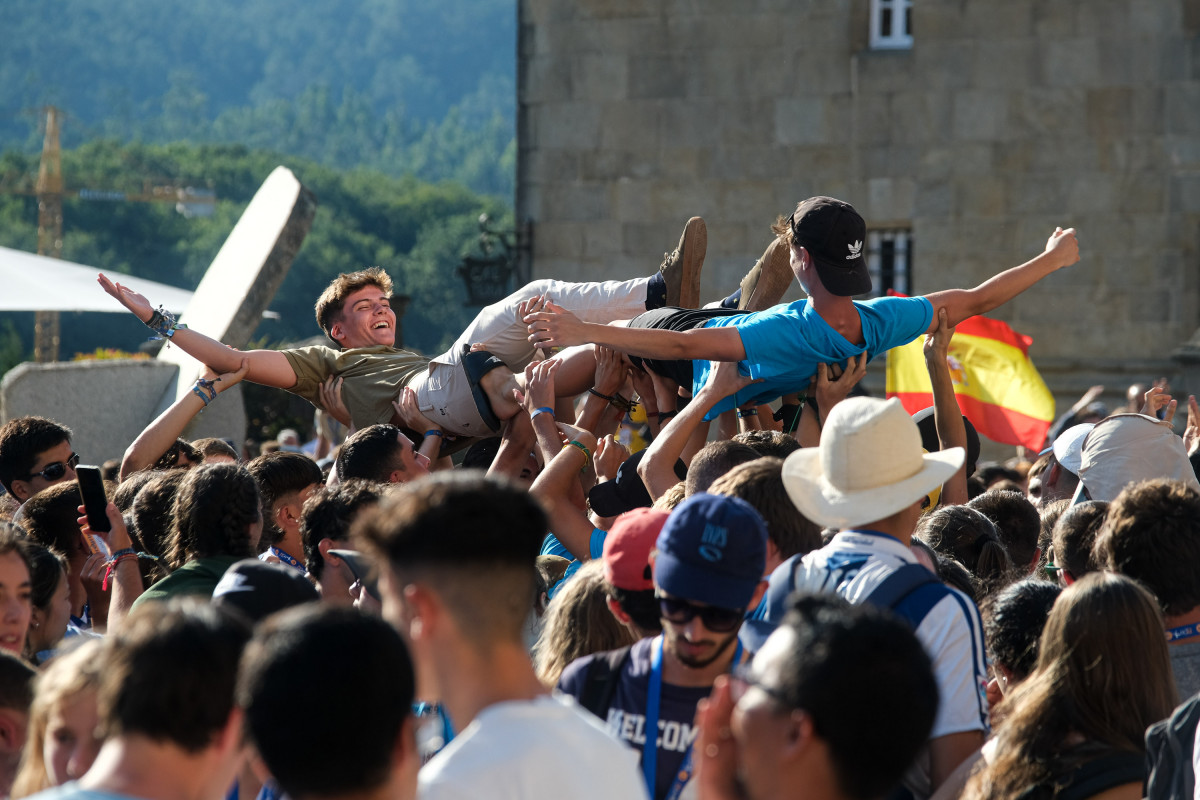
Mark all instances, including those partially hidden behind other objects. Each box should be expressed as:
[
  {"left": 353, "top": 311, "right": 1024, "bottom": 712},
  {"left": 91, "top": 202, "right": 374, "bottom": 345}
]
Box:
[
  {"left": 737, "top": 235, "right": 792, "bottom": 311},
  {"left": 660, "top": 217, "right": 706, "bottom": 308}
]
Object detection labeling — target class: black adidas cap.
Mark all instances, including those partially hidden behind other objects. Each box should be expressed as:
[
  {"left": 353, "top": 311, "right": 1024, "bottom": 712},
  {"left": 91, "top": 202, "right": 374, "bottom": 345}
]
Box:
[{"left": 789, "top": 196, "right": 871, "bottom": 297}]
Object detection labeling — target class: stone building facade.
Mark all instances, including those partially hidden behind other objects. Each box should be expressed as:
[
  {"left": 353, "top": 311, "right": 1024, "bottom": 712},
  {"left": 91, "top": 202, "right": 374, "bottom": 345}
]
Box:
[{"left": 517, "top": 0, "right": 1200, "bottom": 417}]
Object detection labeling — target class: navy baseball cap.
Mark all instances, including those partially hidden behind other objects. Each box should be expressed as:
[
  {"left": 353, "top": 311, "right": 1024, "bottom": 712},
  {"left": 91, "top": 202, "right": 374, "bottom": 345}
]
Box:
[{"left": 653, "top": 493, "right": 768, "bottom": 610}]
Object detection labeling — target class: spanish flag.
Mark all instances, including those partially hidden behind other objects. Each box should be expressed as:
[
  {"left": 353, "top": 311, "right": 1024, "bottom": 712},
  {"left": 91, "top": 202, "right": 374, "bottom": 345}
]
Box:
[{"left": 885, "top": 314, "right": 1055, "bottom": 451}]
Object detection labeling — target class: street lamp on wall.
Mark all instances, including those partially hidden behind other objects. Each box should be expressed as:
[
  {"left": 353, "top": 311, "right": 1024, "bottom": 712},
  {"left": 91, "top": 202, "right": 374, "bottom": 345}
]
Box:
[{"left": 457, "top": 214, "right": 532, "bottom": 307}]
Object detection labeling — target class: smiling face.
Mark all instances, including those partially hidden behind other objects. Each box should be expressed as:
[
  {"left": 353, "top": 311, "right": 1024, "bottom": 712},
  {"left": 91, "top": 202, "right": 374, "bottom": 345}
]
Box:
[
  {"left": 0, "top": 549, "right": 32, "bottom": 655},
  {"left": 329, "top": 285, "right": 397, "bottom": 349}
]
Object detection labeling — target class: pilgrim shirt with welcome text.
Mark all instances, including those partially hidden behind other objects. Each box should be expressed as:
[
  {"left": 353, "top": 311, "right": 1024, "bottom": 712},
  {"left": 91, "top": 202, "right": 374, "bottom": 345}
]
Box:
[{"left": 558, "top": 636, "right": 709, "bottom": 800}]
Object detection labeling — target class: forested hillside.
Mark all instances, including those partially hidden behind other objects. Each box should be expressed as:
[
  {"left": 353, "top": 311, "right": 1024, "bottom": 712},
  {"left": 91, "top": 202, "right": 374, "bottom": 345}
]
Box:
[
  {"left": 0, "top": 142, "right": 510, "bottom": 370},
  {"left": 0, "top": 0, "right": 519, "bottom": 372},
  {"left": 0, "top": 0, "right": 516, "bottom": 197}
]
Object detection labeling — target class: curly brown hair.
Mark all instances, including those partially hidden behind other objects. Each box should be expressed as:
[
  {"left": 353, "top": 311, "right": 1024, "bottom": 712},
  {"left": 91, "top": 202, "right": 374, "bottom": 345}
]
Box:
[
  {"left": 166, "top": 464, "right": 261, "bottom": 569},
  {"left": 313, "top": 268, "right": 394, "bottom": 347}
]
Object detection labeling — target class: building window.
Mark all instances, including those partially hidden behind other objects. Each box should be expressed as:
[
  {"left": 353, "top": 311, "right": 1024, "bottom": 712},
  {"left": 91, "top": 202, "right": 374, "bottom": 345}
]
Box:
[
  {"left": 865, "top": 229, "right": 913, "bottom": 297},
  {"left": 870, "top": 0, "right": 913, "bottom": 49}
]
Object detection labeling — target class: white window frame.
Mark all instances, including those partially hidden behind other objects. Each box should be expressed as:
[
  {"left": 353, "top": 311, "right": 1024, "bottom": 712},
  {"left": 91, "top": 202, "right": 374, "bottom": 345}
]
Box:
[
  {"left": 870, "top": 0, "right": 913, "bottom": 50},
  {"left": 865, "top": 229, "right": 913, "bottom": 298}
]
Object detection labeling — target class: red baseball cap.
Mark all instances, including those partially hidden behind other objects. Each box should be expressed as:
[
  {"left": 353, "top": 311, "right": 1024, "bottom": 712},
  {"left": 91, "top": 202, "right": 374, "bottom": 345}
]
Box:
[{"left": 602, "top": 508, "right": 670, "bottom": 591}]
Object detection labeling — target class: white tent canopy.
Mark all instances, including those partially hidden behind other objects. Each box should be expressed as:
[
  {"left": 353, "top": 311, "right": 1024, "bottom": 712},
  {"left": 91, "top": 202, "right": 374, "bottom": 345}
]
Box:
[{"left": 0, "top": 245, "right": 194, "bottom": 312}]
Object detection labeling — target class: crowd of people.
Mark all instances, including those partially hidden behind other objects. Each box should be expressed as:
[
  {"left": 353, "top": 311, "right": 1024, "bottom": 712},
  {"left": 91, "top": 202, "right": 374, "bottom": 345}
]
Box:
[{"left": 0, "top": 196, "right": 1198, "bottom": 800}]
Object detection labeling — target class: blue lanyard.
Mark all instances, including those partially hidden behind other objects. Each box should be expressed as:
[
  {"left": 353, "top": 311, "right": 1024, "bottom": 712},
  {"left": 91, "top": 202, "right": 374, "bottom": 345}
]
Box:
[
  {"left": 270, "top": 546, "right": 304, "bottom": 572},
  {"left": 642, "top": 635, "right": 743, "bottom": 800},
  {"left": 1168, "top": 623, "right": 1200, "bottom": 642}
]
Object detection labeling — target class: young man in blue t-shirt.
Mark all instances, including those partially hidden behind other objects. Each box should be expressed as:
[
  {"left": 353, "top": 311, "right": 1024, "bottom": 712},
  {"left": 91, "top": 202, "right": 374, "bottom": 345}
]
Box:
[{"left": 524, "top": 196, "right": 1080, "bottom": 417}]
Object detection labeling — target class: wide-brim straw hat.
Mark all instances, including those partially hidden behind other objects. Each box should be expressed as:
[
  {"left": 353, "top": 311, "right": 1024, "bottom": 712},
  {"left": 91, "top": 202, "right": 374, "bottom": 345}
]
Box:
[{"left": 782, "top": 397, "right": 964, "bottom": 529}]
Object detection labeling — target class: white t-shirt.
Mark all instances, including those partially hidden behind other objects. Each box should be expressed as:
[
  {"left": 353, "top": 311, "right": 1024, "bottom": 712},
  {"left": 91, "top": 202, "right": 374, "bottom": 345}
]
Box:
[
  {"left": 794, "top": 530, "right": 991, "bottom": 798},
  {"left": 418, "top": 694, "right": 649, "bottom": 800}
]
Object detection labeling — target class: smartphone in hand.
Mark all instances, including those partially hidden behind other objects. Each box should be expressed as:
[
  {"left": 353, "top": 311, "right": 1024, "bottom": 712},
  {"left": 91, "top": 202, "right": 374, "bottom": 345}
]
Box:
[{"left": 76, "top": 465, "right": 112, "bottom": 544}]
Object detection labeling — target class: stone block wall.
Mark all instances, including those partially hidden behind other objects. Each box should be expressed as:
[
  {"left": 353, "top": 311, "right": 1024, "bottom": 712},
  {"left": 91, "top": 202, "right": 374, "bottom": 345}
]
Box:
[
  {"left": 0, "top": 360, "right": 246, "bottom": 464},
  {"left": 518, "top": 0, "right": 1200, "bottom": 409}
]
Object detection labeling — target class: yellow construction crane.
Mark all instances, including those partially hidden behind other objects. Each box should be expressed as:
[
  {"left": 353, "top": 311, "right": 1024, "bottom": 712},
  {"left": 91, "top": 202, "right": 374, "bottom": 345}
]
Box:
[{"left": 2, "top": 106, "right": 216, "bottom": 361}]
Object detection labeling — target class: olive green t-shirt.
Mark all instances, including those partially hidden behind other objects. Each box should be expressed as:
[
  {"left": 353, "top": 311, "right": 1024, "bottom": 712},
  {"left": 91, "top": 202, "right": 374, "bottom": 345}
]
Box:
[{"left": 282, "top": 344, "right": 430, "bottom": 429}]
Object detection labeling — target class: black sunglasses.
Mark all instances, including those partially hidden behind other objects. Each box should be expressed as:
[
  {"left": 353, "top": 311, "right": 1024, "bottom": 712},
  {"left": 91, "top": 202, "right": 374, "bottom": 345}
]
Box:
[
  {"left": 658, "top": 595, "right": 744, "bottom": 633},
  {"left": 27, "top": 452, "right": 79, "bottom": 482}
]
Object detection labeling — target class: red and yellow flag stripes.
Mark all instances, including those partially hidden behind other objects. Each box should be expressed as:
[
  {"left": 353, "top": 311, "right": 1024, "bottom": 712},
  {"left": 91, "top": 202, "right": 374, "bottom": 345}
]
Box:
[{"left": 885, "top": 314, "right": 1055, "bottom": 451}]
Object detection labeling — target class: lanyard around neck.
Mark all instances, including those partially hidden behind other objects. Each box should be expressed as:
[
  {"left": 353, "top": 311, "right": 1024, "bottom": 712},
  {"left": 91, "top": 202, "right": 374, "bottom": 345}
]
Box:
[{"left": 642, "top": 635, "right": 743, "bottom": 799}]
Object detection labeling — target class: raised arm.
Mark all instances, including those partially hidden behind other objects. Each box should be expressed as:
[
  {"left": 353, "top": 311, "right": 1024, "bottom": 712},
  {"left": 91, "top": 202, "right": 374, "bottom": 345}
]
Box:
[
  {"left": 639, "top": 360, "right": 760, "bottom": 501},
  {"left": 524, "top": 298, "right": 746, "bottom": 362},
  {"left": 922, "top": 227, "right": 1079, "bottom": 332},
  {"left": 120, "top": 359, "right": 249, "bottom": 480},
  {"left": 923, "top": 309, "right": 968, "bottom": 507},
  {"left": 529, "top": 425, "right": 599, "bottom": 561},
  {"left": 99, "top": 273, "right": 298, "bottom": 388}
]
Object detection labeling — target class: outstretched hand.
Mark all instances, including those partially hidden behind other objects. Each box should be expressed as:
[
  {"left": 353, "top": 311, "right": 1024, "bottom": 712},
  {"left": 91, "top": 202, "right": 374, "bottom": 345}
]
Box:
[
  {"left": 524, "top": 296, "right": 586, "bottom": 348},
  {"left": 515, "top": 358, "right": 560, "bottom": 414},
  {"left": 1139, "top": 384, "right": 1178, "bottom": 424},
  {"left": 814, "top": 353, "right": 868, "bottom": 423},
  {"left": 1184, "top": 395, "right": 1200, "bottom": 456},
  {"left": 923, "top": 308, "right": 954, "bottom": 362},
  {"left": 201, "top": 358, "right": 250, "bottom": 394},
  {"left": 1045, "top": 227, "right": 1080, "bottom": 269},
  {"left": 319, "top": 376, "right": 352, "bottom": 427},
  {"left": 97, "top": 273, "right": 154, "bottom": 322},
  {"left": 703, "top": 359, "right": 762, "bottom": 401}
]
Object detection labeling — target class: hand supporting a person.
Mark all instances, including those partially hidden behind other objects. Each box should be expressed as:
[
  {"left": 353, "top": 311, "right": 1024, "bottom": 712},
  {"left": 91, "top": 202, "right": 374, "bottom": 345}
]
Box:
[{"left": 813, "top": 353, "right": 868, "bottom": 427}]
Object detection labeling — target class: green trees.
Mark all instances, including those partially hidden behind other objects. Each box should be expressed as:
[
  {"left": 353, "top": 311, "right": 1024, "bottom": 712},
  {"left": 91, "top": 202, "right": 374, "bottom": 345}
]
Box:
[
  {"left": 0, "top": 141, "right": 511, "bottom": 361},
  {"left": 0, "top": 0, "right": 515, "bottom": 199}
]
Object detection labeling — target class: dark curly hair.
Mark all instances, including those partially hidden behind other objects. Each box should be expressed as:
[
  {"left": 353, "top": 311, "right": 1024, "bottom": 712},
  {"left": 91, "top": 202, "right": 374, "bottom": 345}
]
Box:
[
  {"left": 166, "top": 464, "right": 261, "bottom": 569},
  {"left": 299, "top": 480, "right": 384, "bottom": 579}
]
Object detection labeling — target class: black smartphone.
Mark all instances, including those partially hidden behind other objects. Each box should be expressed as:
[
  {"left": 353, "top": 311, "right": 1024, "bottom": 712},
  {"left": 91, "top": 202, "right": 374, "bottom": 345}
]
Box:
[{"left": 76, "top": 465, "right": 112, "bottom": 535}]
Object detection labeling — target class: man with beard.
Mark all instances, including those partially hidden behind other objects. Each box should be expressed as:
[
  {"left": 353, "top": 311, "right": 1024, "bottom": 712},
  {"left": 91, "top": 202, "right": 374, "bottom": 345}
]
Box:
[{"left": 557, "top": 493, "right": 768, "bottom": 800}]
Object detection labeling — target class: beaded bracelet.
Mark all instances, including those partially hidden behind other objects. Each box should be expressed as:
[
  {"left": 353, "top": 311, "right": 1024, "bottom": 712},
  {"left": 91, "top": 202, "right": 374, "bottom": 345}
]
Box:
[{"left": 145, "top": 306, "right": 187, "bottom": 339}]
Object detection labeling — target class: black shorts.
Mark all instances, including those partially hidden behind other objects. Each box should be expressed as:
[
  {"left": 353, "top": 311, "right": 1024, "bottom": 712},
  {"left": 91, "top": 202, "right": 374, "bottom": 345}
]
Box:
[{"left": 626, "top": 306, "right": 744, "bottom": 388}]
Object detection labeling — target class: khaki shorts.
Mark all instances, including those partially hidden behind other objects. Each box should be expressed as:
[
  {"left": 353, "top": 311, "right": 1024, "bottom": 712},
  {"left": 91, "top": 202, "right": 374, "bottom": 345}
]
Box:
[{"left": 411, "top": 359, "right": 493, "bottom": 438}]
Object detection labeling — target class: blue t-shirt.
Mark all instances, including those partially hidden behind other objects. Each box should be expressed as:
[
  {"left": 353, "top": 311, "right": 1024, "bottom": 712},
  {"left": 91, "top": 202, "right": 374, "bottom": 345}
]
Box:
[
  {"left": 558, "top": 637, "right": 709, "bottom": 800},
  {"left": 541, "top": 529, "right": 607, "bottom": 598},
  {"left": 694, "top": 295, "right": 934, "bottom": 418}
]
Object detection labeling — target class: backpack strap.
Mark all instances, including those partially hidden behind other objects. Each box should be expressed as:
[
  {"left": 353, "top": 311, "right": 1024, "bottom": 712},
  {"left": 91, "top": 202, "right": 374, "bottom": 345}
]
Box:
[
  {"left": 579, "top": 645, "right": 633, "bottom": 721},
  {"left": 865, "top": 564, "right": 943, "bottom": 617}
]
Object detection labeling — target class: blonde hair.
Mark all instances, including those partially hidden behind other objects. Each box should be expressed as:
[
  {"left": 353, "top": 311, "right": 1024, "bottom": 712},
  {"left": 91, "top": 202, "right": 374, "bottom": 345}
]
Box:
[
  {"left": 11, "top": 639, "right": 105, "bottom": 798},
  {"left": 313, "top": 268, "right": 394, "bottom": 346},
  {"left": 652, "top": 481, "right": 687, "bottom": 511},
  {"left": 532, "top": 560, "right": 636, "bottom": 688}
]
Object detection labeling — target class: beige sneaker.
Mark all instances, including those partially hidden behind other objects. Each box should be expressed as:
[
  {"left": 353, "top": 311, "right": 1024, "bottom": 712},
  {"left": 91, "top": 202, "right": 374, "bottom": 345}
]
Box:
[
  {"left": 660, "top": 217, "right": 706, "bottom": 308},
  {"left": 737, "top": 235, "right": 793, "bottom": 311}
]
